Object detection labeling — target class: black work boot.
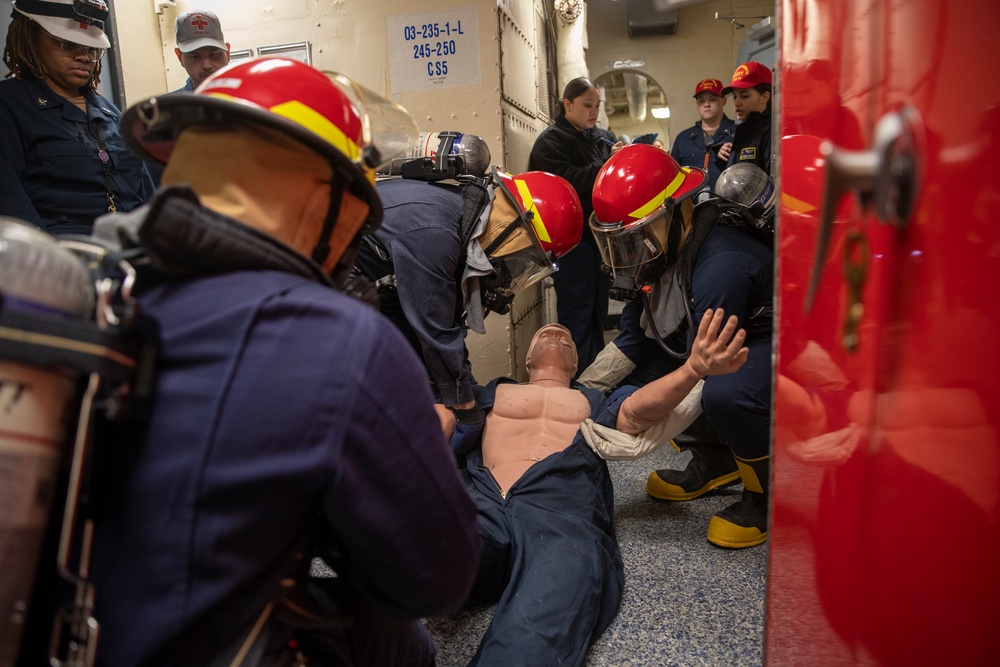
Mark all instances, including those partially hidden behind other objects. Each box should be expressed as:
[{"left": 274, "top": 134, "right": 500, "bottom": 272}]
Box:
[
  {"left": 646, "top": 443, "right": 740, "bottom": 501},
  {"left": 707, "top": 455, "right": 770, "bottom": 548},
  {"left": 671, "top": 412, "right": 725, "bottom": 452}
]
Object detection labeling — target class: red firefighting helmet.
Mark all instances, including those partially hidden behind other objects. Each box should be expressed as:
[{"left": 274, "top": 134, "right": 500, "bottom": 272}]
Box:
[
  {"left": 592, "top": 144, "right": 705, "bottom": 226},
  {"left": 121, "top": 58, "right": 417, "bottom": 229},
  {"left": 474, "top": 169, "right": 583, "bottom": 314},
  {"left": 589, "top": 145, "right": 705, "bottom": 270},
  {"left": 493, "top": 169, "right": 583, "bottom": 258}
]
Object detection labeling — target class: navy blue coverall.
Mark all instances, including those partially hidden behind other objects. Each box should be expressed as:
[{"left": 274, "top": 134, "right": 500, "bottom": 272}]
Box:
[
  {"left": 82, "top": 188, "right": 481, "bottom": 667},
  {"left": 452, "top": 378, "right": 629, "bottom": 667},
  {"left": 364, "top": 178, "right": 476, "bottom": 408},
  {"left": 0, "top": 76, "right": 154, "bottom": 234},
  {"left": 611, "top": 221, "right": 773, "bottom": 461}
]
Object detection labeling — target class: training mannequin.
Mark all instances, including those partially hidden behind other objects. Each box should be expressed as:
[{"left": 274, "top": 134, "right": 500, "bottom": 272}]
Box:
[{"left": 451, "top": 308, "right": 747, "bottom": 667}]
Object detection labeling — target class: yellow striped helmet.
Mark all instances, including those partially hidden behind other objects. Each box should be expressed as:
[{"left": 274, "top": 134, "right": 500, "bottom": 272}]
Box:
[{"left": 121, "top": 57, "right": 417, "bottom": 232}]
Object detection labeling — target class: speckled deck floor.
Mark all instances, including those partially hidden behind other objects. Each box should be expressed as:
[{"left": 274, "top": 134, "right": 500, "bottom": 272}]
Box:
[{"left": 425, "top": 445, "right": 768, "bottom": 666}]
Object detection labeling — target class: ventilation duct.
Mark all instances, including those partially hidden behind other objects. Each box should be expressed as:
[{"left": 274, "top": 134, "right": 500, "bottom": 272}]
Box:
[
  {"left": 627, "top": 0, "right": 679, "bottom": 37},
  {"left": 622, "top": 72, "right": 647, "bottom": 122}
]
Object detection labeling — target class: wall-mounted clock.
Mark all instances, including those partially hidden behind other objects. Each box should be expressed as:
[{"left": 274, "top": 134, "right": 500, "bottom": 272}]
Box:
[{"left": 555, "top": 0, "right": 583, "bottom": 22}]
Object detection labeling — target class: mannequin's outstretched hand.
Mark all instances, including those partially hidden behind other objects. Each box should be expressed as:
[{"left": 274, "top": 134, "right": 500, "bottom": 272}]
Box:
[{"left": 686, "top": 308, "right": 748, "bottom": 378}]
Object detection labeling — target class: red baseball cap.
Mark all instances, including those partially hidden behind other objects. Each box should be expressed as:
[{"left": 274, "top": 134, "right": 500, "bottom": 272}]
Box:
[
  {"left": 693, "top": 78, "right": 724, "bottom": 98},
  {"left": 721, "top": 61, "right": 773, "bottom": 95}
]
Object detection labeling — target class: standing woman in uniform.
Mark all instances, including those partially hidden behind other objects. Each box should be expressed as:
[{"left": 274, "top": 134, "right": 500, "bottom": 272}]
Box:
[
  {"left": 0, "top": 0, "right": 154, "bottom": 235},
  {"left": 717, "top": 61, "right": 773, "bottom": 175},
  {"left": 529, "top": 77, "right": 623, "bottom": 373}
]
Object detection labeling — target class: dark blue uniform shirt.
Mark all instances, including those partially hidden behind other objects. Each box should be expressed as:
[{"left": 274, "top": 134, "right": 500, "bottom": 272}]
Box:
[
  {"left": 0, "top": 76, "right": 154, "bottom": 234},
  {"left": 669, "top": 115, "right": 737, "bottom": 194}
]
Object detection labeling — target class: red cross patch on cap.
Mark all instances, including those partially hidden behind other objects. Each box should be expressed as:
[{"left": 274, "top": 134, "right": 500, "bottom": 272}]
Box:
[{"left": 175, "top": 10, "right": 227, "bottom": 53}]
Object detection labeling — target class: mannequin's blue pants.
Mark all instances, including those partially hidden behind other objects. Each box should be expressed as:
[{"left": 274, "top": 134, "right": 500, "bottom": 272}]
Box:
[{"left": 462, "top": 439, "right": 624, "bottom": 667}]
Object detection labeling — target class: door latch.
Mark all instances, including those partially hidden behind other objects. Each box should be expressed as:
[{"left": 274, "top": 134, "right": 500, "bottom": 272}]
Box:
[{"left": 803, "top": 106, "right": 923, "bottom": 312}]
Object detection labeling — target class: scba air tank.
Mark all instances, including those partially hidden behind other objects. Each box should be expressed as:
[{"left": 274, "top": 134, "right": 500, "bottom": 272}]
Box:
[
  {"left": 410, "top": 131, "right": 492, "bottom": 177},
  {"left": 0, "top": 219, "right": 93, "bottom": 666}
]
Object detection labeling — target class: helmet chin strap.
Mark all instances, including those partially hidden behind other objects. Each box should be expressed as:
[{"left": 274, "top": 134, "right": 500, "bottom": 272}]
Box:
[
  {"left": 312, "top": 183, "right": 375, "bottom": 287},
  {"left": 311, "top": 183, "right": 343, "bottom": 268}
]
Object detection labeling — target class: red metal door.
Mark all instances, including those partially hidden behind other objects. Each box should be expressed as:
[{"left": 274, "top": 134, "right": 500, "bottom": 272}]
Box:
[{"left": 768, "top": 0, "right": 1000, "bottom": 664}]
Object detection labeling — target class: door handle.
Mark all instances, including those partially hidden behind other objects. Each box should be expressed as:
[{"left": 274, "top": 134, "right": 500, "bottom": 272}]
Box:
[{"left": 803, "top": 106, "right": 922, "bottom": 312}]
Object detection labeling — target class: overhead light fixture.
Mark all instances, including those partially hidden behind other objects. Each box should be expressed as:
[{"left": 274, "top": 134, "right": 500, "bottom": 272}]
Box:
[
  {"left": 612, "top": 59, "right": 646, "bottom": 69},
  {"left": 651, "top": 107, "right": 670, "bottom": 119}
]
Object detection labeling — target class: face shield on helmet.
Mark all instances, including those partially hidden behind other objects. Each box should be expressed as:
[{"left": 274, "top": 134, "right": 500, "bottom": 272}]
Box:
[
  {"left": 715, "top": 162, "right": 776, "bottom": 244},
  {"left": 120, "top": 57, "right": 419, "bottom": 283},
  {"left": 477, "top": 168, "right": 583, "bottom": 314},
  {"left": 590, "top": 144, "right": 706, "bottom": 300}
]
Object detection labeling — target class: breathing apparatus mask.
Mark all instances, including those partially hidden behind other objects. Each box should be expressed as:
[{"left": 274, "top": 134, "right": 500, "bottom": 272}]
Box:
[
  {"left": 590, "top": 203, "right": 680, "bottom": 302},
  {"left": 714, "top": 162, "right": 776, "bottom": 245},
  {"left": 384, "top": 131, "right": 492, "bottom": 181}
]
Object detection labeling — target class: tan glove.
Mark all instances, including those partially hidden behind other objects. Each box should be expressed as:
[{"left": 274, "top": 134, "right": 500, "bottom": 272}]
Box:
[
  {"left": 580, "top": 381, "right": 704, "bottom": 461},
  {"left": 578, "top": 342, "right": 636, "bottom": 392}
]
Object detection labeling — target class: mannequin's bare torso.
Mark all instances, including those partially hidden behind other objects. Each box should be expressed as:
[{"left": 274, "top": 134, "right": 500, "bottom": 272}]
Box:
[
  {"left": 482, "top": 381, "right": 592, "bottom": 495},
  {"left": 475, "top": 310, "right": 745, "bottom": 496}
]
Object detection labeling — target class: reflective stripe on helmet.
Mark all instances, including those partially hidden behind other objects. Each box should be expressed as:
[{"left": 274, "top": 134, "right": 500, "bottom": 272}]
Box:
[
  {"left": 271, "top": 100, "right": 363, "bottom": 162},
  {"left": 514, "top": 178, "right": 552, "bottom": 244},
  {"left": 628, "top": 170, "right": 686, "bottom": 221},
  {"left": 203, "top": 92, "right": 364, "bottom": 164}
]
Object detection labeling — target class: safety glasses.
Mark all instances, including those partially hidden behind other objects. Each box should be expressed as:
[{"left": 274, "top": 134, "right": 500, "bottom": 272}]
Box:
[{"left": 45, "top": 33, "right": 105, "bottom": 62}]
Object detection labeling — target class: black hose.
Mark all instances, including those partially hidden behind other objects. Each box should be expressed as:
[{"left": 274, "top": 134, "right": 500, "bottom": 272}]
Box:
[{"left": 641, "top": 274, "right": 694, "bottom": 360}]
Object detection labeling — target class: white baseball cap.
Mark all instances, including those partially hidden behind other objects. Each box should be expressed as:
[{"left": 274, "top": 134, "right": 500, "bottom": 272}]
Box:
[{"left": 11, "top": 0, "right": 110, "bottom": 48}]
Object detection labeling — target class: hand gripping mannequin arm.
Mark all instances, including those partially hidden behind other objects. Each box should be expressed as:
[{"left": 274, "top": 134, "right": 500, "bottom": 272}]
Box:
[{"left": 581, "top": 308, "right": 748, "bottom": 461}]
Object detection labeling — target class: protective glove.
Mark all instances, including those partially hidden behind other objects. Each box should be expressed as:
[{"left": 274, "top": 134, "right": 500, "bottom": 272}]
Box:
[{"left": 577, "top": 342, "right": 636, "bottom": 392}]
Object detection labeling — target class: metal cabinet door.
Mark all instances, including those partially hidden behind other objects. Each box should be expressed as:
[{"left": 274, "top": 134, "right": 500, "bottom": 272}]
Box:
[{"left": 768, "top": 0, "right": 1000, "bottom": 664}]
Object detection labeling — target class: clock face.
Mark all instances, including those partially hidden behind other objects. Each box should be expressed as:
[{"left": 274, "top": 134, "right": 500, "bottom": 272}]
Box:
[{"left": 557, "top": 0, "right": 583, "bottom": 21}]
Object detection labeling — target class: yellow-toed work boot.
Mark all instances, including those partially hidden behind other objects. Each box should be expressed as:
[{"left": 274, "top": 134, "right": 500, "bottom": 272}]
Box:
[
  {"left": 707, "top": 454, "right": 770, "bottom": 548},
  {"left": 646, "top": 443, "right": 740, "bottom": 501}
]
